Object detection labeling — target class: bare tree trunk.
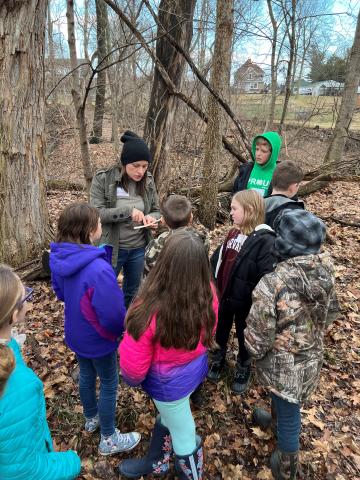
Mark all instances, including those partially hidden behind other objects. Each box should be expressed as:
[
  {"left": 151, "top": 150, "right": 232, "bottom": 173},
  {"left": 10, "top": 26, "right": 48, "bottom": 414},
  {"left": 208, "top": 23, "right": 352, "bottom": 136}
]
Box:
[
  {"left": 47, "top": 3, "right": 58, "bottom": 104},
  {"left": 199, "top": 0, "right": 234, "bottom": 229},
  {"left": 106, "top": 22, "right": 120, "bottom": 151},
  {"left": 0, "top": 0, "right": 50, "bottom": 265},
  {"left": 295, "top": 38, "right": 306, "bottom": 97},
  {"left": 278, "top": 0, "right": 297, "bottom": 135},
  {"left": 83, "top": 0, "right": 90, "bottom": 62},
  {"left": 266, "top": 0, "right": 278, "bottom": 131},
  {"left": 143, "top": 0, "right": 196, "bottom": 199},
  {"left": 90, "top": 0, "right": 108, "bottom": 144},
  {"left": 66, "top": 0, "right": 93, "bottom": 192},
  {"left": 323, "top": 9, "right": 360, "bottom": 165}
]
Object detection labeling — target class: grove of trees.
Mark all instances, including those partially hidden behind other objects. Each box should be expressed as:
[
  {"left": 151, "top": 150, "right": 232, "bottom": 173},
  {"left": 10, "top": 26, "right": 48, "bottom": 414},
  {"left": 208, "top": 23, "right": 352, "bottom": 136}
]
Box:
[{"left": 1, "top": 0, "right": 360, "bottom": 266}]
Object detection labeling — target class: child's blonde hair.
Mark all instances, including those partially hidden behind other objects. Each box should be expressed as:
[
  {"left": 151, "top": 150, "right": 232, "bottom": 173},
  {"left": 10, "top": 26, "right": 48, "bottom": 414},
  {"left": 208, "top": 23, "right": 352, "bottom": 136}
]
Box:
[
  {"left": 232, "top": 190, "right": 265, "bottom": 235},
  {"left": 0, "top": 265, "right": 21, "bottom": 396}
]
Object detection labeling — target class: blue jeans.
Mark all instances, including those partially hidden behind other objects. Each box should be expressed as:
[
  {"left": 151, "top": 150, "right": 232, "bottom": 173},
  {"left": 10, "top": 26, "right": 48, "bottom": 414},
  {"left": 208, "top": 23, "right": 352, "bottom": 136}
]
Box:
[
  {"left": 76, "top": 351, "right": 118, "bottom": 436},
  {"left": 154, "top": 395, "right": 196, "bottom": 456},
  {"left": 116, "top": 247, "right": 145, "bottom": 308},
  {"left": 271, "top": 394, "right": 301, "bottom": 452}
]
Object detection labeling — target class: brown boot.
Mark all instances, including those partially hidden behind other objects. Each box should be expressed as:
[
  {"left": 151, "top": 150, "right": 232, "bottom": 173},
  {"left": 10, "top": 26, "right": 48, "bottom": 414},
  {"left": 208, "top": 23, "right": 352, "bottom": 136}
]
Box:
[{"left": 270, "top": 449, "right": 298, "bottom": 480}]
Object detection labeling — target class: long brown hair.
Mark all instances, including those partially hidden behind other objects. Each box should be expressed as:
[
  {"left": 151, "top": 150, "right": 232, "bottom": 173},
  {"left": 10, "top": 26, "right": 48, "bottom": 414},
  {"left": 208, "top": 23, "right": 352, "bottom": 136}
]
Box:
[
  {"left": 120, "top": 166, "right": 147, "bottom": 197},
  {"left": 56, "top": 203, "right": 99, "bottom": 244},
  {"left": 126, "top": 230, "right": 216, "bottom": 350},
  {"left": 0, "top": 264, "right": 21, "bottom": 396},
  {"left": 232, "top": 190, "right": 265, "bottom": 235}
]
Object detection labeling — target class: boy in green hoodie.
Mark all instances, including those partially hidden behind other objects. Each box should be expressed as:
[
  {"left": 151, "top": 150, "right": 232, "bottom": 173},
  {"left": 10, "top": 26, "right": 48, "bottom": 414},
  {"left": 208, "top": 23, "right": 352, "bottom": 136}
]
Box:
[{"left": 233, "top": 132, "right": 282, "bottom": 197}]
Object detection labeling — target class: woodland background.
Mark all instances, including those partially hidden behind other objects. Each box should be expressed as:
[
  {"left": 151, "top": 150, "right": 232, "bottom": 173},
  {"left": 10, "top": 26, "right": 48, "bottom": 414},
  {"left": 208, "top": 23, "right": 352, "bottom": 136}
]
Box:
[{"left": 0, "top": 0, "right": 360, "bottom": 478}]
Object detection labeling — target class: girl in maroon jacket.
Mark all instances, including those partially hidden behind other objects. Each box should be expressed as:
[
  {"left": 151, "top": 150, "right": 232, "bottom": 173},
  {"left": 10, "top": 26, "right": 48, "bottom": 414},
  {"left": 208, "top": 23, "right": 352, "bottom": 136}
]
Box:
[{"left": 208, "top": 190, "right": 276, "bottom": 394}]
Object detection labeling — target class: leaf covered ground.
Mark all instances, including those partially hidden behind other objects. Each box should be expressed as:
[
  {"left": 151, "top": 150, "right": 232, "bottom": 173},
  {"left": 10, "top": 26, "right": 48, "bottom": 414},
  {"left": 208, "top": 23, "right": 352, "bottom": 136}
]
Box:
[{"left": 22, "top": 180, "right": 360, "bottom": 480}]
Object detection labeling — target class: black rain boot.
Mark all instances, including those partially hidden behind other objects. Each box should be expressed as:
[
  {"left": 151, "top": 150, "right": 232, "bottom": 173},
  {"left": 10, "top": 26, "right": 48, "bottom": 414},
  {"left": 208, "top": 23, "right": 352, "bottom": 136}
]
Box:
[
  {"left": 270, "top": 449, "right": 298, "bottom": 480},
  {"left": 231, "top": 358, "right": 252, "bottom": 394},
  {"left": 175, "top": 436, "right": 204, "bottom": 480},
  {"left": 253, "top": 400, "right": 277, "bottom": 435},
  {"left": 207, "top": 348, "right": 226, "bottom": 382},
  {"left": 118, "top": 416, "right": 172, "bottom": 478}
]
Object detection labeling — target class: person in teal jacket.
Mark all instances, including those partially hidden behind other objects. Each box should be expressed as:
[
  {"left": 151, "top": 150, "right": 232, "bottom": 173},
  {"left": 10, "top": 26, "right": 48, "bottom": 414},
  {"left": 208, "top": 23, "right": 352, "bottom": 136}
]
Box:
[{"left": 0, "top": 264, "right": 81, "bottom": 480}]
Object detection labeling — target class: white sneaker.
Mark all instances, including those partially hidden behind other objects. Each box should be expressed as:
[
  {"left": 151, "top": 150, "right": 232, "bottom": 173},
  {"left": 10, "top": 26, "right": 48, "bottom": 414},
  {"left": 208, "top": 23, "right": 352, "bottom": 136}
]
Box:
[{"left": 98, "top": 428, "right": 141, "bottom": 456}]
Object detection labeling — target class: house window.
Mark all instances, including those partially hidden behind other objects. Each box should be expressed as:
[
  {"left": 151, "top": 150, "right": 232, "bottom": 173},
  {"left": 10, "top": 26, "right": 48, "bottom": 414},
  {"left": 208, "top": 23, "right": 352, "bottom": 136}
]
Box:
[{"left": 250, "top": 82, "right": 258, "bottom": 90}]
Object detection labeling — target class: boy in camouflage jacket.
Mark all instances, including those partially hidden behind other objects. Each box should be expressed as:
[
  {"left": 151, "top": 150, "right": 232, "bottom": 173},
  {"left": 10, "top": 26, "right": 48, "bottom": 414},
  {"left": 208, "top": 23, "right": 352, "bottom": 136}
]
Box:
[
  {"left": 144, "top": 195, "right": 209, "bottom": 275},
  {"left": 245, "top": 209, "right": 338, "bottom": 480}
]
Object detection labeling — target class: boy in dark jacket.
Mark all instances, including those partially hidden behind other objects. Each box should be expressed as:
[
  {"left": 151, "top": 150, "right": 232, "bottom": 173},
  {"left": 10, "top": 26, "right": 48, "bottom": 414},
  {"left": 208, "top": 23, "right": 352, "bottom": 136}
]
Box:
[
  {"left": 233, "top": 132, "right": 282, "bottom": 197},
  {"left": 245, "top": 209, "right": 338, "bottom": 479},
  {"left": 264, "top": 161, "right": 304, "bottom": 229}
]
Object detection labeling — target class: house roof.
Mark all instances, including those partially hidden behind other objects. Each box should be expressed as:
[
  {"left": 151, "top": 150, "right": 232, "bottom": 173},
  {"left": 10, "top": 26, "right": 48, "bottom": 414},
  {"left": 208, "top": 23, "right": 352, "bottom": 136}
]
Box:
[{"left": 235, "top": 59, "right": 264, "bottom": 80}]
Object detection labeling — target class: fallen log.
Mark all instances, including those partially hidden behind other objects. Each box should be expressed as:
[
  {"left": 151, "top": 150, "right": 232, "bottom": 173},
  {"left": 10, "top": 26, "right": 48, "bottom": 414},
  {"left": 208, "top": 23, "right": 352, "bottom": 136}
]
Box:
[{"left": 331, "top": 215, "right": 360, "bottom": 228}]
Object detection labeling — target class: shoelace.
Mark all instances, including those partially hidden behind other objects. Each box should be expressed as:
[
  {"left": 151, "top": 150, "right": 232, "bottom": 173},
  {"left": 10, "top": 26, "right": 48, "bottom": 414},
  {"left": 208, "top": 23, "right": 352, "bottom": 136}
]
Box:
[{"left": 118, "top": 433, "right": 133, "bottom": 445}]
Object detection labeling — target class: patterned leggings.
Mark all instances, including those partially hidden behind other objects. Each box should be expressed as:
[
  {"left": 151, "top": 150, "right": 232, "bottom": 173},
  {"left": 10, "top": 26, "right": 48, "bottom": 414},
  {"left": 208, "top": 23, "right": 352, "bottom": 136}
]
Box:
[{"left": 153, "top": 394, "right": 196, "bottom": 455}]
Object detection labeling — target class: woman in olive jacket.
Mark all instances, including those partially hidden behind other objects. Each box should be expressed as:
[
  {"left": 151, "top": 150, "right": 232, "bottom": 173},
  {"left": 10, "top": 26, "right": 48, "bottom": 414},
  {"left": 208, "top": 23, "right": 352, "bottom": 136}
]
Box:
[{"left": 90, "top": 131, "right": 160, "bottom": 308}]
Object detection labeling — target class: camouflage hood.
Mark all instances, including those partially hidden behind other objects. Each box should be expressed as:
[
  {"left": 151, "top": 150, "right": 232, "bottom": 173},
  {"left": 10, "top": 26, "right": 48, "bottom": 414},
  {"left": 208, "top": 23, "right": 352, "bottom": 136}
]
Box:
[{"left": 245, "top": 252, "right": 338, "bottom": 403}]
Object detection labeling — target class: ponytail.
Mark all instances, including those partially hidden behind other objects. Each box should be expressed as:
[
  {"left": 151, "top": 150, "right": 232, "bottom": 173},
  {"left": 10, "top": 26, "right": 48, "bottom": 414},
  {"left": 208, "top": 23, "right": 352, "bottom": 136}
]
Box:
[
  {"left": 0, "top": 344, "right": 15, "bottom": 396},
  {"left": 0, "top": 264, "right": 22, "bottom": 396}
]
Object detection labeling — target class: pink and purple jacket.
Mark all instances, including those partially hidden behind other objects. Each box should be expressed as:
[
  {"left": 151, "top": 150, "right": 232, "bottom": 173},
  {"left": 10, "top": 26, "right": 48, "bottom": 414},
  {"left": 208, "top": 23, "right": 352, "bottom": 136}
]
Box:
[
  {"left": 50, "top": 242, "right": 126, "bottom": 358},
  {"left": 120, "top": 286, "right": 219, "bottom": 402}
]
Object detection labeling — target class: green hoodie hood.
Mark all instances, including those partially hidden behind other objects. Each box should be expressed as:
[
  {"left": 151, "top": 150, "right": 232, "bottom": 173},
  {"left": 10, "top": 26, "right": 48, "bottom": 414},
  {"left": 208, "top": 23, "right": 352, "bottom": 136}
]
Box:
[
  {"left": 247, "top": 131, "right": 282, "bottom": 196},
  {"left": 251, "top": 131, "right": 282, "bottom": 168}
]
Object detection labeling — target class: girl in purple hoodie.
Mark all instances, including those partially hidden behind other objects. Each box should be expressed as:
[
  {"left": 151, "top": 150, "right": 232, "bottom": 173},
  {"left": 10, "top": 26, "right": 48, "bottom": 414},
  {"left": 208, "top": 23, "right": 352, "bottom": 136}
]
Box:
[{"left": 50, "top": 203, "right": 140, "bottom": 456}]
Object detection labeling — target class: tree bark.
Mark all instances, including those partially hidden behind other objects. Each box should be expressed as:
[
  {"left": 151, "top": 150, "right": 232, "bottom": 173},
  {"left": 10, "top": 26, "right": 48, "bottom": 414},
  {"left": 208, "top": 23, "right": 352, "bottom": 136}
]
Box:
[
  {"left": 47, "top": 3, "right": 58, "bottom": 103},
  {"left": 323, "top": 9, "right": 360, "bottom": 165},
  {"left": 199, "top": 0, "right": 234, "bottom": 229},
  {"left": 0, "top": 0, "right": 50, "bottom": 266},
  {"left": 66, "top": 0, "right": 93, "bottom": 193},
  {"left": 83, "top": 0, "right": 90, "bottom": 63},
  {"left": 90, "top": 0, "right": 108, "bottom": 144},
  {"left": 278, "top": 0, "right": 297, "bottom": 135},
  {"left": 266, "top": 0, "right": 279, "bottom": 131},
  {"left": 143, "top": 0, "right": 196, "bottom": 199}
]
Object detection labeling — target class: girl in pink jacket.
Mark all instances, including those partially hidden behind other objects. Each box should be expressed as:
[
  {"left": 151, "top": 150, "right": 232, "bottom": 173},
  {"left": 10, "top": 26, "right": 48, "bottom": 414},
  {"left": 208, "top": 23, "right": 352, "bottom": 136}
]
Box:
[{"left": 118, "top": 229, "right": 218, "bottom": 480}]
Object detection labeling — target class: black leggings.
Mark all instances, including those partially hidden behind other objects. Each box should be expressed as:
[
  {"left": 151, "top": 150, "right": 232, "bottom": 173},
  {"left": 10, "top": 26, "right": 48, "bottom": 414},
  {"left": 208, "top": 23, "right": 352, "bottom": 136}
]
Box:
[{"left": 215, "top": 304, "right": 250, "bottom": 363}]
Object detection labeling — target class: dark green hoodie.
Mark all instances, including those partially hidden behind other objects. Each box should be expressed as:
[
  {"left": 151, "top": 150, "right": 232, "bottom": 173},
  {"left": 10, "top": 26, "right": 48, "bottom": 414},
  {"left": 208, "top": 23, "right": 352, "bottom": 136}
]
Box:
[{"left": 247, "top": 131, "right": 282, "bottom": 197}]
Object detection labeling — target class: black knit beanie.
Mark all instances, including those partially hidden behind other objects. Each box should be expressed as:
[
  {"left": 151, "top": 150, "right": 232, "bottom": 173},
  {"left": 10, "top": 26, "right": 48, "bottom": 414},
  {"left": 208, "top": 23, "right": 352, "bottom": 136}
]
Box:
[{"left": 120, "top": 131, "right": 151, "bottom": 165}]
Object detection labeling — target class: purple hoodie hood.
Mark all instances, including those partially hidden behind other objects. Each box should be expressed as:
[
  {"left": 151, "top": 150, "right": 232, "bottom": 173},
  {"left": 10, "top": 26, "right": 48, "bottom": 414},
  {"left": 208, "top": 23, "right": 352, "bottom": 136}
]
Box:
[{"left": 50, "top": 242, "right": 111, "bottom": 277}]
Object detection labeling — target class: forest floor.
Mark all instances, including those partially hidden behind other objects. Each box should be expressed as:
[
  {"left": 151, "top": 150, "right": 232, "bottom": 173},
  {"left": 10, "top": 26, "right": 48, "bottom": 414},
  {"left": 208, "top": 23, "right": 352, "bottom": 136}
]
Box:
[
  {"left": 20, "top": 116, "right": 359, "bottom": 479},
  {"left": 22, "top": 179, "right": 360, "bottom": 480}
]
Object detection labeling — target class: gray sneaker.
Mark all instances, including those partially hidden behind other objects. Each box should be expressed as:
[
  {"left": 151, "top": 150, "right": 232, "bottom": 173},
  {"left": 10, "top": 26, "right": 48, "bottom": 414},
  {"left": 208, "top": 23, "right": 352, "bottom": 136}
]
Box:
[
  {"left": 84, "top": 414, "right": 100, "bottom": 433},
  {"left": 98, "top": 428, "right": 141, "bottom": 456}
]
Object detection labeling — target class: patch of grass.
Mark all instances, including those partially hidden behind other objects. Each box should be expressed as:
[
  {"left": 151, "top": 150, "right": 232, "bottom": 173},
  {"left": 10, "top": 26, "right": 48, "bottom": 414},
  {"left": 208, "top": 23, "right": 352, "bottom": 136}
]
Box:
[{"left": 231, "top": 93, "right": 360, "bottom": 129}]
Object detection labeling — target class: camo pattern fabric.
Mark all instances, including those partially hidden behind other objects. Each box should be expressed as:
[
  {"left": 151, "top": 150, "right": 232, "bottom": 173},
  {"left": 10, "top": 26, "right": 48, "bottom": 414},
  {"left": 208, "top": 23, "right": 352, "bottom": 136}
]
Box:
[
  {"left": 144, "top": 227, "right": 210, "bottom": 275},
  {"left": 245, "top": 252, "right": 339, "bottom": 403}
]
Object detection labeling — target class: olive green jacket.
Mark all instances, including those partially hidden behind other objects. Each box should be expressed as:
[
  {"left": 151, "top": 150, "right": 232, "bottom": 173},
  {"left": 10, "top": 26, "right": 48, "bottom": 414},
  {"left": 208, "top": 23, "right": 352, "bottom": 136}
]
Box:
[{"left": 90, "top": 165, "right": 160, "bottom": 266}]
